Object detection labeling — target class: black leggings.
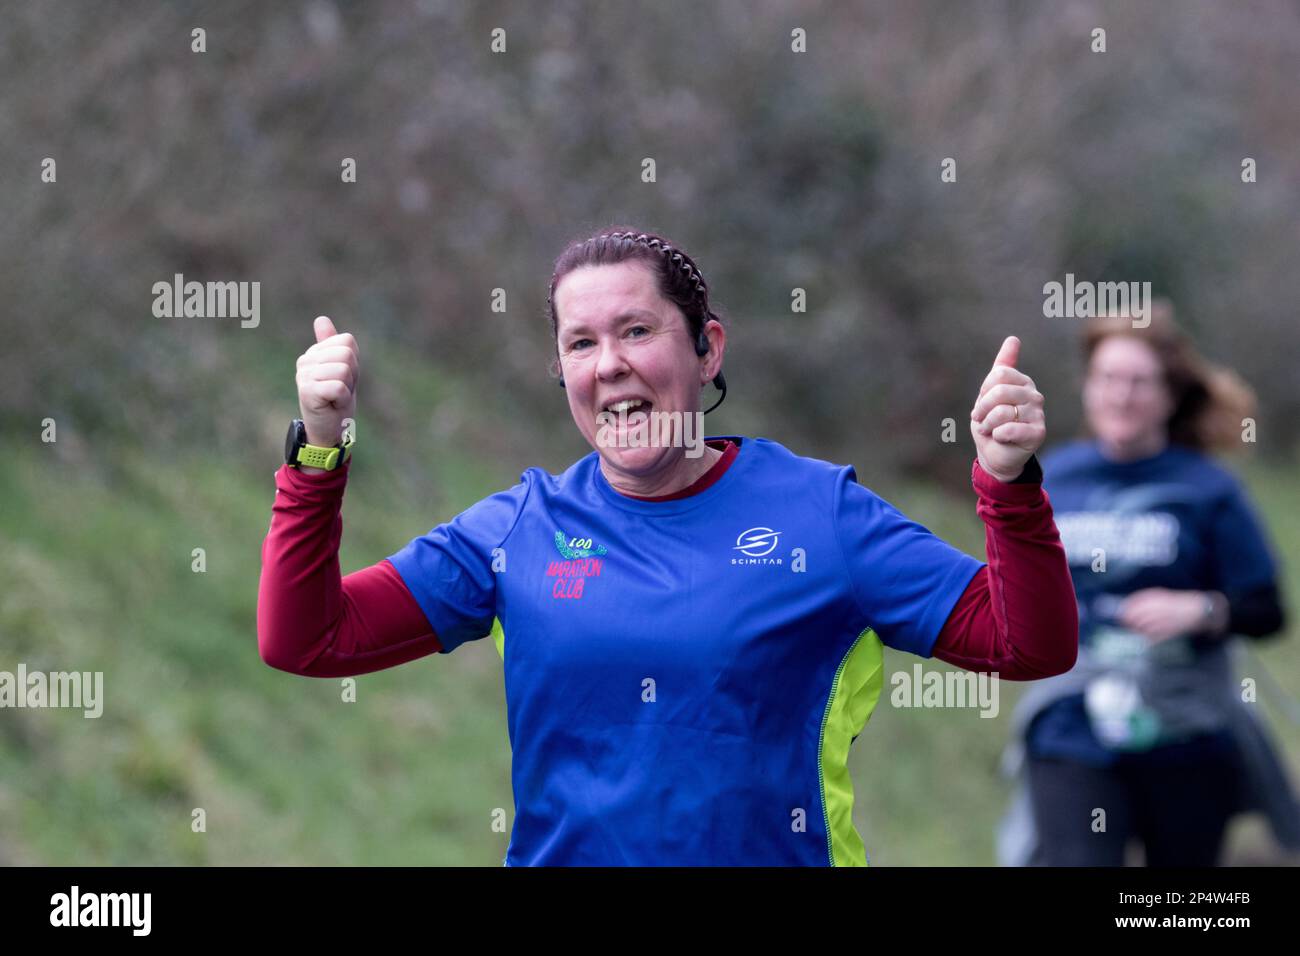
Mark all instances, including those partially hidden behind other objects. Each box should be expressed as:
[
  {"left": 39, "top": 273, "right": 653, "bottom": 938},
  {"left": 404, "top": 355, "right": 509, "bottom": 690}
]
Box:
[{"left": 1026, "top": 732, "right": 1241, "bottom": 866}]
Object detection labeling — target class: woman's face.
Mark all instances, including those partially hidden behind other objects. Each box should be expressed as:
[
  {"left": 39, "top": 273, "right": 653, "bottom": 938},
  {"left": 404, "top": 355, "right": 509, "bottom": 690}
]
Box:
[
  {"left": 553, "top": 260, "right": 722, "bottom": 479},
  {"left": 1083, "top": 335, "right": 1174, "bottom": 455}
]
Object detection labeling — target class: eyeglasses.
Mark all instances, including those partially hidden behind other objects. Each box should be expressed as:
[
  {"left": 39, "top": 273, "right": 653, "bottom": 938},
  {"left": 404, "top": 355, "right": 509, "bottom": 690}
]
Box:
[{"left": 1087, "top": 370, "right": 1165, "bottom": 392}]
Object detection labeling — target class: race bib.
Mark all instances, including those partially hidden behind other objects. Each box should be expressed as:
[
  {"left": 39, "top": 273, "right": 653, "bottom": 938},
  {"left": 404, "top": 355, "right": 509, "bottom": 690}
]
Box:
[{"left": 1083, "top": 626, "right": 1163, "bottom": 751}]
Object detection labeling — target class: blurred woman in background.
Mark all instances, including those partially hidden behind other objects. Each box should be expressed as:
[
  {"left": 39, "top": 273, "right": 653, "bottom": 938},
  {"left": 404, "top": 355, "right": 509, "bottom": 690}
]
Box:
[{"left": 997, "top": 302, "right": 1299, "bottom": 866}]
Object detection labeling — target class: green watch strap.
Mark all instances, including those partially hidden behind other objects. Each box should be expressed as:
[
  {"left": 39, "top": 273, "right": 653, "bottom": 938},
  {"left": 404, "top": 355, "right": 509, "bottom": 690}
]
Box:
[
  {"left": 295, "top": 443, "right": 342, "bottom": 469},
  {"left": 296, "top": 429, "right": 356, "bottom": 470}
]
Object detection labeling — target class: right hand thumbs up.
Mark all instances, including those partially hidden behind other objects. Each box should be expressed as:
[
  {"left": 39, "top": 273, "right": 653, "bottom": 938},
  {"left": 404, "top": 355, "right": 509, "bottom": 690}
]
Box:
[
  {"left": 296, "top": 315, "right": 359, "bottom": 447},
  {"left": 314, "top": 314, "right": 338, "bottom": 344}
]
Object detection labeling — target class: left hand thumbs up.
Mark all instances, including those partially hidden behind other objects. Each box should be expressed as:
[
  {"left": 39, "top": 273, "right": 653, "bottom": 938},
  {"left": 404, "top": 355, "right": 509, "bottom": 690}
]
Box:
[{"left": 969, "top": 335, "right": 1046, "bottom": 481}]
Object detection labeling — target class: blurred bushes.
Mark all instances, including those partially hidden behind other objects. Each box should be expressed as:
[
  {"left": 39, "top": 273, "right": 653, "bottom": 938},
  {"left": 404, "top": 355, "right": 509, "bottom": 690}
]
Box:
[{"left": 2, "top": 0, "right": 1297, "bottom": 483}]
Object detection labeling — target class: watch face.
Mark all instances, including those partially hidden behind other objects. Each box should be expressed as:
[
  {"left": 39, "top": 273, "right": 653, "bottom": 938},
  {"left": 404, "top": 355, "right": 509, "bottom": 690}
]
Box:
[{"left": 285, "top": 420, "right": 305, "bottom": 463}]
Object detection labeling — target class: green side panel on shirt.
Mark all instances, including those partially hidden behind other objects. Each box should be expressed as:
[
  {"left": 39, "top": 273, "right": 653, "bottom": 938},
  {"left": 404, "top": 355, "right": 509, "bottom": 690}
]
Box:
[
  {"left": 495, "top": 614, "right": 880, "bottom": 864},
  {"left": 818, "top": 628, "right": 885, "bottom": 867}
]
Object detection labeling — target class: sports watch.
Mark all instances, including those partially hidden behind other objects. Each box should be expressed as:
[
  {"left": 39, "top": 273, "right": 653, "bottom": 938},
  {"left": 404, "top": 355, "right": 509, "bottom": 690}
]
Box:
[{"left": 284, "top": 419, "right": 354, "bottom": 470}]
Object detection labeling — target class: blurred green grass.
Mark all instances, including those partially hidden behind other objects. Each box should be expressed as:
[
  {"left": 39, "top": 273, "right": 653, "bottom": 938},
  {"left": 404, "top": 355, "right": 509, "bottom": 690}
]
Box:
[{"left": 2, "top": 404, "right": 1296, "bottom": 865}]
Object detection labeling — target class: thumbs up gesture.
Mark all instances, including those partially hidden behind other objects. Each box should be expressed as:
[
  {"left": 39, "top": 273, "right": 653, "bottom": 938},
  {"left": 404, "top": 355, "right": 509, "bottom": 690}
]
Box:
[
  {"left": 295, "top": 315, "right": 359, "bottom": 447},
  {"left": 969, "top": 336, "right": 1046, "bottom": 482}
]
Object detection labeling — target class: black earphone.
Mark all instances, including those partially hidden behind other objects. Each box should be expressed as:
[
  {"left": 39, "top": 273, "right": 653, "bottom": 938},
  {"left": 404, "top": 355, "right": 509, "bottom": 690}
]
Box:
[{"left": 557, "top": 327, "right": 727, "bottom": 414}]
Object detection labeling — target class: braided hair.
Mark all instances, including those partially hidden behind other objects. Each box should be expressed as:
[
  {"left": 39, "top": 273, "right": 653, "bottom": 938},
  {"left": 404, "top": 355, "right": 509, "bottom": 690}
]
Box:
[{"left": 547, "top": 227, "right": 727, "bottom": 411}]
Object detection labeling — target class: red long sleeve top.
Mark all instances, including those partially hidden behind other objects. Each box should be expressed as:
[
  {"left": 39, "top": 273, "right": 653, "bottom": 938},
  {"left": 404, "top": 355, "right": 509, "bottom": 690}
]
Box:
[{"left": 257, "top": 440, "right": 1078, "bottom": 680}]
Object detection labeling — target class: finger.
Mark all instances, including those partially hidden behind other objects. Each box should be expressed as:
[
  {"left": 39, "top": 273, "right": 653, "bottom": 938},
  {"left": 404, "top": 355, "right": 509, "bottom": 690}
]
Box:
[
  {"left": 972, "top": 383, "right": 1039, "bottom": 422},
  {"left": 305, "top": 362, "right": 356, "bottom": 390},
  {"left": 1117, "top": 598, "right": 1143, "bottom": 619},
  {"left": 987, "top": 421, "right": 1042, "bottom": 445},
  {"left": 307, "top": 380, "right": 352, "bottom": 406},
  {"left": 311, "top": 331, "right": 359, "bottom": 356},
  {"left": 1131, "top": 618, "right": 1165, "bottom": 639},
  {"left": 1118, "top": 613, "right": 1149, "bottom": 634},
  {"left": 1121, "top": 592, "right": 1163, "bottom": 615},
  {"left": 304, "top": 346, "right": 359, "bottom": 369},
  {"left": 991, "top": 335, "right": 1020, "bottom": 371},
  {"left": 314, "top": 315, "right": 338, "bottom": 344},
  {"left": 974, "top": 403, "right": 1033, "bottom": 435},
  {"left": 1116, "top": 600, "right": 1142, "bottom": 621},
  {"left": 1128, "top": 620, "right": 1160, "bottom": 639},
  {"left": 1118, "top": 603, "right": 1158, "bottom": 629},
  {"left": 972, "top": 383, "right": 1041, "bottom": 421},
  {"left": 978, "top": 363, "right": 1032, "bottom": 396},
  {"left": 1119, "top": 601, "right": 1151, "bottom": 623}
]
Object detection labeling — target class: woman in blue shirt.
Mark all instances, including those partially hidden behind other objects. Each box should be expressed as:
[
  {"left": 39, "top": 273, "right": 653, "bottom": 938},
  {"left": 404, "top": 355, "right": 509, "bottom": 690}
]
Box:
[{"left": 261, "top": 226, "right": 1079, "bottom": 865}]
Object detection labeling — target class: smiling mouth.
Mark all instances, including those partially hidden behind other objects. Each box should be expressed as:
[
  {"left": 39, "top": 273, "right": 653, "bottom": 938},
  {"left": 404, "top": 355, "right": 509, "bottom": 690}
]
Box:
[{"left": 601, "top": 399, "right": 653, "bottom": 415}]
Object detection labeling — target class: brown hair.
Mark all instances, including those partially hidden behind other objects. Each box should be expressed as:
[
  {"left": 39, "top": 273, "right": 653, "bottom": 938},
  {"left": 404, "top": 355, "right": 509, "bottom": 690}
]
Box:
[
  {"left": 1081, "top": 300, "right": 1256, "bottom": 453},
  {"left": 545, "top": 226, "right": 725, "bottom": 378}
]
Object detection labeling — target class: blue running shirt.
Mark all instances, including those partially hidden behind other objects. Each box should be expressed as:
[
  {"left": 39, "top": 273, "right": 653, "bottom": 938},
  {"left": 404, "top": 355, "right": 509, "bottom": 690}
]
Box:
[{"left": 387, "top": 435, "right": 983, "bottom": 865}]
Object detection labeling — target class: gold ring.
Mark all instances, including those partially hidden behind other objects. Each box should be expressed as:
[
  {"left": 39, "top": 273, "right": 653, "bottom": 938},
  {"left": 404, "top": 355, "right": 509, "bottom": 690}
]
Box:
[{"left": 1013, "top": 404, "right": 1021, "bottom": 422}]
